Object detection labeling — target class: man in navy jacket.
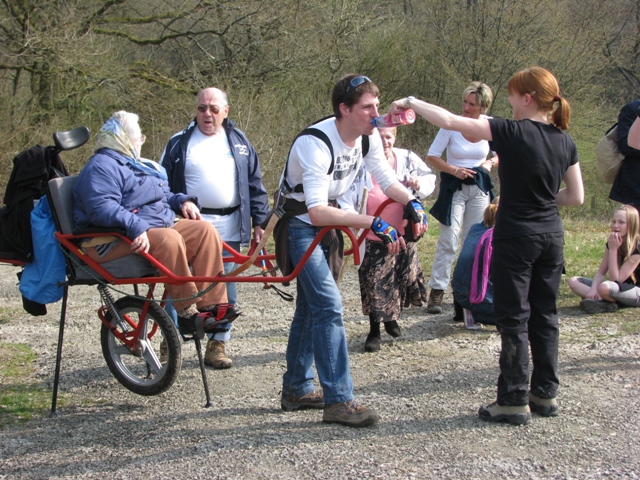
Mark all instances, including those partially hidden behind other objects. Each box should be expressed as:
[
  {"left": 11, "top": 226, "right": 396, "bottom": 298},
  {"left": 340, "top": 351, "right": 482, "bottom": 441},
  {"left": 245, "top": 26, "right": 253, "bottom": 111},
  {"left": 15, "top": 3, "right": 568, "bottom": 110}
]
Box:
[{"left": 161, "top": 87, "right": 269, "bottom": 369}]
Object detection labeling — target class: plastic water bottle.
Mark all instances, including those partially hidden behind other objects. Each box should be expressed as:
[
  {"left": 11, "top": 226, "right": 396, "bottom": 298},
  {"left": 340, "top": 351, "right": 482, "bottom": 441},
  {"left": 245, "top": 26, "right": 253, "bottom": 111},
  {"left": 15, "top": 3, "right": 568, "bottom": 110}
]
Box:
[{"left": 372, "top": 109, "right": 416, "bottom": 128}]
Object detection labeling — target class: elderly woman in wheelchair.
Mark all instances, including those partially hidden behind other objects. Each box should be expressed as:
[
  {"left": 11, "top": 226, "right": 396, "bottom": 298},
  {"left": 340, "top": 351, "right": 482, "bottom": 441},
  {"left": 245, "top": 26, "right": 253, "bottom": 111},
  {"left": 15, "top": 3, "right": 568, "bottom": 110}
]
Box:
[{"left": 73, "top": 111, "right": 241, "bottom": 338}]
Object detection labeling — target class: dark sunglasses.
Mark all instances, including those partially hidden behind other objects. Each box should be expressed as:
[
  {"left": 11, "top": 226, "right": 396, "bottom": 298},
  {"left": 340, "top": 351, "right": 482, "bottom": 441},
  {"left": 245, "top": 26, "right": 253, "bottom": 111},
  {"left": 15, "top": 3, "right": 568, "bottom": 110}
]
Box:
[
  {"left": 197, "top": 104, "right": 222, "bottom": 114},
  {"left": 342, "top": 76, "right": 371, "bottom": 104}
]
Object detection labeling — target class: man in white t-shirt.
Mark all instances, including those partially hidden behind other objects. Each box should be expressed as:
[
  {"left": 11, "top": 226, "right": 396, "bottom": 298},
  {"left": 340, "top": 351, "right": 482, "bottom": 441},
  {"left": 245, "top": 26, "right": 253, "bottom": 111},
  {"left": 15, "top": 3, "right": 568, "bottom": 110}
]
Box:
[
  {"left": 161, "top": 88, "right": 269, "bottom": 369},
  {"left": 277, "top": 74, "right": 428, "bottom": 427}
]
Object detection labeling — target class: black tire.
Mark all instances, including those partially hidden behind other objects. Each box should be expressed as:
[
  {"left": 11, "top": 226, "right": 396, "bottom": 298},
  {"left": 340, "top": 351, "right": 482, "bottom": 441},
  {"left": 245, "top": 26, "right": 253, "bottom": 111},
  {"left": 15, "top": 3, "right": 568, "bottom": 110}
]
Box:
[{"left": 100, "top": 296, "right": 181, "bottom": 396}]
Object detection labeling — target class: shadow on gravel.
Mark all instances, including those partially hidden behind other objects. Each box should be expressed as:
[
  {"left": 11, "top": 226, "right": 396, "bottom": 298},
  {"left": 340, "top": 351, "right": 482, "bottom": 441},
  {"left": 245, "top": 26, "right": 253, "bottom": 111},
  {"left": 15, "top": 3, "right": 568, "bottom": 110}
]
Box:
[
  {"left": 560, "top": 354, "right": 640, "bottom": 375},
  {"left": 1, "top": 404, "right": 487, "bottom": 478},
  {"left": 179, "top": 350, "right": 284, "bottom": 369}
]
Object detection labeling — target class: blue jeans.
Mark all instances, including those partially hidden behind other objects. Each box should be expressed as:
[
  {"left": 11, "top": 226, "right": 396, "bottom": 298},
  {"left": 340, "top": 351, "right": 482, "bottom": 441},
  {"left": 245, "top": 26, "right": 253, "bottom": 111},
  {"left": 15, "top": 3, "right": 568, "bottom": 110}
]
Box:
[
  {"left": 282, "top": 217, "right": 354, "bottom": 405},
  {"left": 453, "top": 291, "right": 495, "bottom": 325},
  {"left": 164, "top": 240, "right": 239, "bottom": 342}
]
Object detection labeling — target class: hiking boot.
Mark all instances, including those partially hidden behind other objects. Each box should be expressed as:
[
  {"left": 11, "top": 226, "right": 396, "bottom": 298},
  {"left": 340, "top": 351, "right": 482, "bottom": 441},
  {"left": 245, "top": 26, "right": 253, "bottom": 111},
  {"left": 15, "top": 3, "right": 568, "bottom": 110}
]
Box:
[
  {"left": 478, "top": 401, "right": 531, "bottom": 425},
  {"left": 365, "top": 318, "right": 381, "bottom": 352},
  {"left": 364, "top": 333, "right": 381, "bottom": 352},
  {"left": 323, "top": 400, "right": 379, "bottom": 427},
  {"left": 281, "top": 391, "right": 325, "bottom": 411},
  {"left": 579, "top": 299, "right": 618, "bottom": 314},
  {"left": 529, "top": 393, "right": 558, "bottom": 417},
  {"left": 383, "top": 320, "right": 401, "bottom": 338},
  {"left": 427, "top": 289, "right": 444, "bottom": 314},
  {"left": 204, "top": 339, "right": 232, "bottom": 369}
]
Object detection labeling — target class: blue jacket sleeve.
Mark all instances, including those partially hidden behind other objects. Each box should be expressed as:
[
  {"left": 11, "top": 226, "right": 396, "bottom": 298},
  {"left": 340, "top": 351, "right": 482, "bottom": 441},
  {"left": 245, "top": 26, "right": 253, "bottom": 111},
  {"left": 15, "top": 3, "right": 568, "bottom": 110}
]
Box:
[
  {"left": 75, "top": 161, "right": 152, "bottom": 239},
  {"left": 246, "top": 142, "right": 270, "bottom": 227}
]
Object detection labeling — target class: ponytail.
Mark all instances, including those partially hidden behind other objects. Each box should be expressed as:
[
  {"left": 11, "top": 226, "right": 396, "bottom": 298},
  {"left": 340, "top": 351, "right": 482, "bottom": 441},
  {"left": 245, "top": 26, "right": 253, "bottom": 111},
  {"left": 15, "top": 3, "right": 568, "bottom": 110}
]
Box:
[{"left": 550, "top": 96, "right": 571, "bottom": 131}]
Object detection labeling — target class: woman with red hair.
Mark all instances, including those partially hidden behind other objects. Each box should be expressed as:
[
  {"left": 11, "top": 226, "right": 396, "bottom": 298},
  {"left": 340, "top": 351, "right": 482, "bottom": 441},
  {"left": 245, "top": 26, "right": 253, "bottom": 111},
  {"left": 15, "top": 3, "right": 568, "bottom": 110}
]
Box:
[{"left": 390, "top": 67, "right": 584, "bottom": 425}]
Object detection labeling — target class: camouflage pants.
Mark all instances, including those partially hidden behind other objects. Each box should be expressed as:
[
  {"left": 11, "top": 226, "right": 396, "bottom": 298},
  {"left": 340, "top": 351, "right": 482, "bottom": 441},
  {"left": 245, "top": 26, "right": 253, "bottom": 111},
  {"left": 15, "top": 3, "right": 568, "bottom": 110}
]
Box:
[{"left": 358, "top": 240, "right": 427, "bottom": 323}]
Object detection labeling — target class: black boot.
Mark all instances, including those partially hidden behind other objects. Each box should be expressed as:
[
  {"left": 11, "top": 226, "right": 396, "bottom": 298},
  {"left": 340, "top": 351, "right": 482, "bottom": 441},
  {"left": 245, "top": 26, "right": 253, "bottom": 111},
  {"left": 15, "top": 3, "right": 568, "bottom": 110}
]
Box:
[
  {"left": 384, "top": 320, "right": 401, "bottom": 338},
  {"left": 364, "top": 317, "right": 381, "bottom": 352},
  {"left": 453, "top": 299, "right": 464, "bottom": 322}
]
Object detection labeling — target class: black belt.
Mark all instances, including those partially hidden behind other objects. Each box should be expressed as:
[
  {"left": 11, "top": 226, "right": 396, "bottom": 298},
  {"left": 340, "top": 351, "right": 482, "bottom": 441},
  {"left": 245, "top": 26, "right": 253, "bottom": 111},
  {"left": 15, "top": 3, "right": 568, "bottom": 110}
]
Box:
[{"left": 201, "top": 205, "right": 240, "bottom": 216}]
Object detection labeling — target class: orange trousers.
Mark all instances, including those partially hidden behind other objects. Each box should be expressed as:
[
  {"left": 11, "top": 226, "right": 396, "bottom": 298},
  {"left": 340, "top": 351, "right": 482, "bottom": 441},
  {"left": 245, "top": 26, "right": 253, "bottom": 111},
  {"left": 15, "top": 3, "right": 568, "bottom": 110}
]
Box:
[{"left": 84, "top": 219, "right": 227, "bottom": 311}]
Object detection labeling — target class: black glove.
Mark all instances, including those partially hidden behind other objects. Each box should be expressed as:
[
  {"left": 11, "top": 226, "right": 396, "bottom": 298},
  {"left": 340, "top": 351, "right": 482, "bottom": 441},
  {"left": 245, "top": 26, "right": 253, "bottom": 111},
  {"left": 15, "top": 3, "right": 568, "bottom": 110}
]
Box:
[
  {"left": 404, "top": 198, "right": 428, "bottom": 226},
  {"left": 403, "top": 199, "right": 428, "bottom": 242}
]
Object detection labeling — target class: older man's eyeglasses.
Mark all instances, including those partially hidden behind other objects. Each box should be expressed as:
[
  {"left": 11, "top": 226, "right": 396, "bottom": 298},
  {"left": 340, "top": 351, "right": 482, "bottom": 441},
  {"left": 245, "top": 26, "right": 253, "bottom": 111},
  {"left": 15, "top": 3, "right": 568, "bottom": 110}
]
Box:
[
  {"left": 342, "top": 76, "right": 371, "bottom": 104},
  {"left": 197, "top": 104, "right": 222, "bottom": 114}
]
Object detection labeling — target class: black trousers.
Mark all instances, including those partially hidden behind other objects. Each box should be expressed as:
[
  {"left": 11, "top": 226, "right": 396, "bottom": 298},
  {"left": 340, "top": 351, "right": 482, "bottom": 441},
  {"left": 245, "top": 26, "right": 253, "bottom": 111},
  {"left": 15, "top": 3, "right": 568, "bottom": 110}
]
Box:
[{"left": 491, "top": 232, "right": 564, "bottom": 405}]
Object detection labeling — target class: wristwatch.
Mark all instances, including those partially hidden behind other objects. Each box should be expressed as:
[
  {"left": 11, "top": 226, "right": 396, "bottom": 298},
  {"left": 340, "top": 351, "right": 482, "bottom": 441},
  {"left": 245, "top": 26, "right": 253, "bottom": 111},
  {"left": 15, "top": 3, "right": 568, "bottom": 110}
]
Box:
[{"left": 407, "top": 96, "right": 415, "bottom": 109}]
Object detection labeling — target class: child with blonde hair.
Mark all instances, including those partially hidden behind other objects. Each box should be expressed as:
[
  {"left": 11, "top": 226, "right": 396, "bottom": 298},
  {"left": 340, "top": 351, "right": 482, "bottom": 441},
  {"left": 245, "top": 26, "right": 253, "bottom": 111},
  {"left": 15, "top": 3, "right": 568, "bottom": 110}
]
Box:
[{"left": 569, "top": 205, "right": 640, "bottom": 313}]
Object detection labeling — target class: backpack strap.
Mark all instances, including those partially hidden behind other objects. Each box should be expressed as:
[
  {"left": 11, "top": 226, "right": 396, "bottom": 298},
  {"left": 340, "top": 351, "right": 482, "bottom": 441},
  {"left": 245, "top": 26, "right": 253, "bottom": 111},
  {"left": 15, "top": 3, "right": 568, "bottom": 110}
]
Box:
[
  {"left": 470, "top": 228, "right": 494, "bottom": 304},
  {"left": 281, "top": 116, "right": 370, "bottom": 194}
]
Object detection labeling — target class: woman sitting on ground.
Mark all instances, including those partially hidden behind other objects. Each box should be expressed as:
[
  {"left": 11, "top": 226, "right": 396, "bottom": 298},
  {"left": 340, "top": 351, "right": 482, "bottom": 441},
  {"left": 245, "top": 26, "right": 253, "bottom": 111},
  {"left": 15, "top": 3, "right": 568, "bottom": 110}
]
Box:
[
  {"left": 568, "top": 204, "right": 640, "bottom": 314},
  {"left": 73, "top": 111, "right": 241, "bottom": 336},
  {"left": 452, "top": 199, "right": 499, "bottom": 329}
]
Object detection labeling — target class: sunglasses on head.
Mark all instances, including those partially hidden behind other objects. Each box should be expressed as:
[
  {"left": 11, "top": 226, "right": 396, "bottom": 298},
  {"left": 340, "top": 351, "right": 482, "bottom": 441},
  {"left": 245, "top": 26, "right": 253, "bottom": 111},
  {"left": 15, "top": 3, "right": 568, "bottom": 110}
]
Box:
[{"left": 342, "top": 76, "right": 371, "bottom": 104}]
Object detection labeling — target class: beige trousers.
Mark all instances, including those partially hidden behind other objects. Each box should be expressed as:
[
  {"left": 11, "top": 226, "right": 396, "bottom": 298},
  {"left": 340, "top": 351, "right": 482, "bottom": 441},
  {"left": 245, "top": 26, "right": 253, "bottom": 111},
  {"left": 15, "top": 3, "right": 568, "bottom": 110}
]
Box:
[{"left": 84, "top": 219, "right": 227, "bottom": 311}]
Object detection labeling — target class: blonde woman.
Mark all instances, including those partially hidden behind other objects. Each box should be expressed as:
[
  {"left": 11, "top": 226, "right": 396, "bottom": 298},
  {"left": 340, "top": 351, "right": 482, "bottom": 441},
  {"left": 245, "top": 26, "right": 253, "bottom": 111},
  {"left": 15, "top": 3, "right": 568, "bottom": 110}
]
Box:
[
  {"left": 569, "top": 205, "right": 640, "bottom": 313},
  {"left": 425, "top": 82, "right": 497, "bottom": 314}
]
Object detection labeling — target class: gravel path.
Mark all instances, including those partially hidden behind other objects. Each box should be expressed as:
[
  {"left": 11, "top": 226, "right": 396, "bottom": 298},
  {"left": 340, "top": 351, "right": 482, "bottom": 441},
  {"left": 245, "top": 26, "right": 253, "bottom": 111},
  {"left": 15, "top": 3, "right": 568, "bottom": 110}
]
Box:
[{"left": 1, "top": 262, "right": 639, "bottom": 480}]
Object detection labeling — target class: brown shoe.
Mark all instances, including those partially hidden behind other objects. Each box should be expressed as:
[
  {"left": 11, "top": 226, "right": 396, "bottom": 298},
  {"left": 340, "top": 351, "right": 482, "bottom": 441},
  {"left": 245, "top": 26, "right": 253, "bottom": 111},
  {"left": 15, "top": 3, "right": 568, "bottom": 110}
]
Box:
[
  {"left": 427, "top": 289, "right": 444, "bottom": 314},
  {"left": 281, "top": 391, "right": 325, "bottom": 411},
  {"left": 323, "top": 400, "right": 379, "bottom": 427},
  {"left": 204, "top": 339, "right": 232, "bottom": 369}
]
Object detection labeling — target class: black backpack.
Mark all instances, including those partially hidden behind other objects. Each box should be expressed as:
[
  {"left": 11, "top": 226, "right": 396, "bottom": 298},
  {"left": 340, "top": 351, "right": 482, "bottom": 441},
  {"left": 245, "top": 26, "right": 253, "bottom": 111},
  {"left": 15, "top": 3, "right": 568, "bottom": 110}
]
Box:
[
  {"left": 281, "top": 116, "right": 370, "bottom": 194},
  {"left": 0, "top": 145, "right": 69, "bottom": 262}
]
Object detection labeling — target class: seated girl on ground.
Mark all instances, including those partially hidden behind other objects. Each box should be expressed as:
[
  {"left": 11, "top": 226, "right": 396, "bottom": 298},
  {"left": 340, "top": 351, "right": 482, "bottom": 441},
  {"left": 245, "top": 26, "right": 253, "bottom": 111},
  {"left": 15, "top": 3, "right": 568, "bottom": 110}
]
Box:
[{"left": 568, "top": 205, "right": 640, "bottom": 314}]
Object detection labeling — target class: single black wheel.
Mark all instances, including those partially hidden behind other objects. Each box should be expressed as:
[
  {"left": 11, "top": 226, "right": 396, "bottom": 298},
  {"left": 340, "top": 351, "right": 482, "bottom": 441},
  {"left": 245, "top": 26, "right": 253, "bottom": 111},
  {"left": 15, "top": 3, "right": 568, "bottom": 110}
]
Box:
[{"left": 100, "top": 296, "right": 181, "bottom": 396}]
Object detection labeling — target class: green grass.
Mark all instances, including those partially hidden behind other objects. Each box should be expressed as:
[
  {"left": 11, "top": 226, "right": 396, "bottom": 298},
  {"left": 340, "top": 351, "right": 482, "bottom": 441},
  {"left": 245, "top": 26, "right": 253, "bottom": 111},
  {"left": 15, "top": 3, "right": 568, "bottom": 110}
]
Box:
[
  {"left": 415, "top": 216, "right": 636, "bottom": 324},
  {"left": 0, "top": 342, "right": 52, "bottom": 427}
]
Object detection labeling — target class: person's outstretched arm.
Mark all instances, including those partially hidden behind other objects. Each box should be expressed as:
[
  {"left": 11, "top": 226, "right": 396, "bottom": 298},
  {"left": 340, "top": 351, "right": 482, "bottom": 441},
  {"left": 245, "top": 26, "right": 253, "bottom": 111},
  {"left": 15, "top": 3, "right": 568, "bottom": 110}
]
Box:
[{"left": 390, "top": 97, "right": 493, "bottom": 141}]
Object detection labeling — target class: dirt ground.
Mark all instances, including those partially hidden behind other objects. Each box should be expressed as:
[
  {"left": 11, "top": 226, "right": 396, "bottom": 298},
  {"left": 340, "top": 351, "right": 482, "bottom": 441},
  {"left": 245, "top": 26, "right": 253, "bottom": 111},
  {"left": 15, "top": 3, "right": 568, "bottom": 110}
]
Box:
[{"left": 0, "top": 261, "right": 639, "bottom": 479}]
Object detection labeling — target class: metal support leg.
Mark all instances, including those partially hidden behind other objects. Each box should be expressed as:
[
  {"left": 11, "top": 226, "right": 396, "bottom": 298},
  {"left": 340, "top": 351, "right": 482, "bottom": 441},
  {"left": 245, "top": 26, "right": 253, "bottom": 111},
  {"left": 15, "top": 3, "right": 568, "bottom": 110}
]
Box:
[
  {"left": 193, "top": 337, "right": 213, "bottom": 408},
  {"left": 50, "top": 284, "right": 69, "bottom": 417}
]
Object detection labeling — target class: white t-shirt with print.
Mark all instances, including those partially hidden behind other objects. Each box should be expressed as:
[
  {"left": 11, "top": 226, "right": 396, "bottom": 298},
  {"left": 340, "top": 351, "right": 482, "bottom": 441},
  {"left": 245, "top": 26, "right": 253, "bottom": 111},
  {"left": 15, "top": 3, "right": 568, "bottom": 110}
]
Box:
[{"left": 282, "top": 117, "right": 399, "bottom": 224}]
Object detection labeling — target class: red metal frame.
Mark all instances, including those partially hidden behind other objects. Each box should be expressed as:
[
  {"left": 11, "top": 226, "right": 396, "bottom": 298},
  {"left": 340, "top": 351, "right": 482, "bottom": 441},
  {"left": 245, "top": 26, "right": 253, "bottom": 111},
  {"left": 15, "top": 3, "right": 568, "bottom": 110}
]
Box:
[
  {"left": 1, "top": 197, "right": 400, "bottom": 289},
  {"left": 53, "top": 224, "right": 364, "bottom": 287}
]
